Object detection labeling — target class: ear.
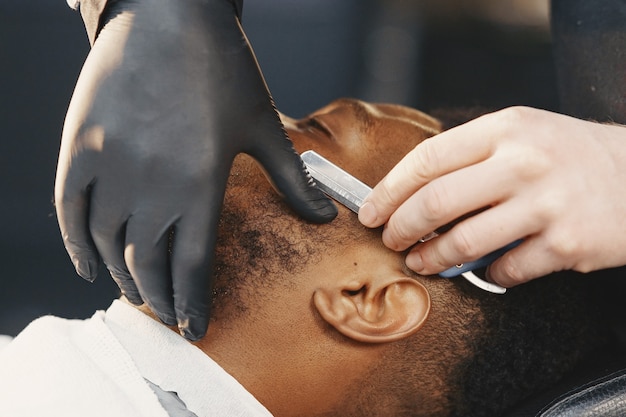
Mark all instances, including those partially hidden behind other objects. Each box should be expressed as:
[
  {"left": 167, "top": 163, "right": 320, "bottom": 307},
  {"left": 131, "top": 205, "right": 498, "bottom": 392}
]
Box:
[{"left": 312, "top": 275, "right": 430, "bottom": 344}]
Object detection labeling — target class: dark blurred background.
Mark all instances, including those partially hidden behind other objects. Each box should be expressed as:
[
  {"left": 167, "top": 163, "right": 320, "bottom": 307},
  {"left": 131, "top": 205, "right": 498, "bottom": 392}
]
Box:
[{"left": 0, "top": 0, "right": 556, "bottom": 336}]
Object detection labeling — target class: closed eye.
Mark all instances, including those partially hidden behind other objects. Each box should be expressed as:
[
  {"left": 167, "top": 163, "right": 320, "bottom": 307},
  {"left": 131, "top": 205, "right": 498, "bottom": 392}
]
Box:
[{"left": 306, "top": 117, "right": 332, "bottom": 138}]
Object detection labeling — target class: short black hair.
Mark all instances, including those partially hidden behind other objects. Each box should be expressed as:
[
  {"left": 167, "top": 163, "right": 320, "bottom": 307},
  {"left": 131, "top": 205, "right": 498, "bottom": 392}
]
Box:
[{"left": 449, "top": 272, "right": 608, "bottom": 416}]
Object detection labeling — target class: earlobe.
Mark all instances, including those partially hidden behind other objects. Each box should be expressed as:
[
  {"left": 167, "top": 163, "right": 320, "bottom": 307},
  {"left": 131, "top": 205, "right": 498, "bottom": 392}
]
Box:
[{"left": 313, "top": 277, "right": 430, "bottom": 344}]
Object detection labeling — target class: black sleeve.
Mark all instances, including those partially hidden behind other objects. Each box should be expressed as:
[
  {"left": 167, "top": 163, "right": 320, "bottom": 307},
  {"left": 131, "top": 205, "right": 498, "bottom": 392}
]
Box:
[
  {"left": 551, "top": 0, "right": 626, "bottom": 123},
  {"left": 75, "top": 0, "right": 243, "bottom": 46}
]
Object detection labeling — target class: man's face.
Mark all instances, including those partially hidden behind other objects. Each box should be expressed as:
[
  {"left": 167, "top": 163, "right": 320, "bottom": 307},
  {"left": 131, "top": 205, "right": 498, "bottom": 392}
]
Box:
[
  {"left": 212, "top": 99, "right": 454, "bottom": 416},
  {"left": 212, "top": 101, "right": 596, "bottom": 417},
  {"left": 281, "top": 98, "right": 442, "bottom": 187},
  {"left": 226, "top": 98, "right": 442, "bottom": 226}
]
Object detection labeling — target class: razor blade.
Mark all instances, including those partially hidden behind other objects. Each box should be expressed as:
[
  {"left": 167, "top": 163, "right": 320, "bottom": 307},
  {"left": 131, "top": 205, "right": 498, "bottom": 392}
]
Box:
[
  {"left": 301, "top": 150, "right": 370, "bottom": 214},
  {"left": 301, "top": 150, "right": 509, "bottom": 294}
]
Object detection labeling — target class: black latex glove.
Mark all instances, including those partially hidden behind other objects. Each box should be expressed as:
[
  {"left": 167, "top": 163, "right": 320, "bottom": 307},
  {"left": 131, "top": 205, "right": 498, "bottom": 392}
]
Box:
[{"left": 55, "top": 0, "right": 337, "bottom": 340}]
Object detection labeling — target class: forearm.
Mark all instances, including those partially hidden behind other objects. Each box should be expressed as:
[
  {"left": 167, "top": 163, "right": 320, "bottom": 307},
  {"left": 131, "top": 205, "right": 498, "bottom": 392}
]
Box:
[
  {"left": 67, "top": 0, "right": 109, "bottom": 45},
  {"left": 551, "top": 0, "right": 626, "bottom": 123}
]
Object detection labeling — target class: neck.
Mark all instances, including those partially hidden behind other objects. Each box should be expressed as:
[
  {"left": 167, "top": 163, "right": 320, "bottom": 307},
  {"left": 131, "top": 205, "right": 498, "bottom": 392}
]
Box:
[{"left": 195, "top": 301, "right": 383, "bottom": 417}]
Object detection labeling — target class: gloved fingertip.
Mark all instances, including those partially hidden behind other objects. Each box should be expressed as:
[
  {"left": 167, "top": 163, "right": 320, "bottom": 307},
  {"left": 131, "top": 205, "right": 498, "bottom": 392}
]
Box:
[
  {"left": 140, "top": 299, "right": 177, "bottom": 326},
  {"left": 177, "top": 317, "right": 207, "bottom": 341},
  {"left": 156, "top": 311, "right": 177, "bottom": 327},
  {"left": 108, "top": 268, "right": 143, "bottom": 305},
  {"left": 315, "top": 197, "right": 339, "bottom": 223},
  {"left": 295, "top": 189, "right": 338, "bottom": 224},
  {"left": 74, "top": 258, "right": 99, "bottom": 282},
  {"left": 122, "top": 291, "right": 145, "bottom": 307}
]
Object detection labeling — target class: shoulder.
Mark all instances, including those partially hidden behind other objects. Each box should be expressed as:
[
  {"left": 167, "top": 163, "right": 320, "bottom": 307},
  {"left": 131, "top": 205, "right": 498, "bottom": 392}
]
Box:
[
  {"left": 3, "top": 315, "right": 83, "bottom": 347},
  {"left": 0, "top": 313, "right": 169, "bottom": 417},
  {"left": 0, "top": 334, "right": 13, "bottom": 350}
]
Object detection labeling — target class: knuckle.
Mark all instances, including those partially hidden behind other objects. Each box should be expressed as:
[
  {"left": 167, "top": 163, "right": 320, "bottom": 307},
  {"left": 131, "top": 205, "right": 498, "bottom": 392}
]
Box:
[
  {"left": 534, "top": 194, "right": 564, "bottom": 223},
  {"left": 492, "top": 106, "right": 537, "bottom": 127},
  {"left": 489, "top": 107, "right": 553, "bottom": 177},
  {"left": 545, "top": 229, "right": 582, "bottom": 260},
  {"left": 409, "top": 138, "right": 441, "bottom": 181},
  {"left": 448, "top": 226, "right": 480, "bottom": 260},
  {"left": 372, "top": 138, "right": 444, "bottom": 215},
  {"left": 499, "top": 258, "right": 526, "bottom": 285},
  {"left": 384, "top": 218, "right": 415, "bottom": 249},
  {"left": 425, "top": 241, "right": 449, "bottom": 269},
  {"left": 508, "top": 145, "right": 551, "bottom": 181},
  {"left": 573, "top": 259, "right": 596, "bottom": 274},
  {"left": 420, "top": 183, "right": 449, "bottom": 223},
  {"left": 377, "top": 179, "right": 403, "bottom": 209},
  {"left": 574, "top": 262, "right": 594, "bottom": 274}
]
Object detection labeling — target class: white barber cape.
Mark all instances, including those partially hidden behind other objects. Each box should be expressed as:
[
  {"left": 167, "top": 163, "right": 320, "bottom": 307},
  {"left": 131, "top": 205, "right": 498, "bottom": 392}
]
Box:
[{"left": 0, "top": 300, "right": 273, "bottom": 417}]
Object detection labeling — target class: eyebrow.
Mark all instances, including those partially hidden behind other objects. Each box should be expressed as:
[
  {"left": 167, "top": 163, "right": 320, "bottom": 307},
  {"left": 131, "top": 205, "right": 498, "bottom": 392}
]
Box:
[{"left": 350, "top": 101, "right": 374, "bottom": 130}]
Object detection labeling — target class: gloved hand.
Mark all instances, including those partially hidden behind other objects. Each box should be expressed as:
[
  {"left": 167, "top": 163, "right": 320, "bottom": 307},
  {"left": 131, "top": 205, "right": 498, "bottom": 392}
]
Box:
[{"left": 55, "top": 0, "right": 337, "bottom": 340}]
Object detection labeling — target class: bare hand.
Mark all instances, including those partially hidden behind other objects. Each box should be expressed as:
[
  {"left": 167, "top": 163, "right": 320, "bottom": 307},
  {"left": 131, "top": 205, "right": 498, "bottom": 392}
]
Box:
[{"left": 359, "top": 107, "right": 626, "bottom": 286}]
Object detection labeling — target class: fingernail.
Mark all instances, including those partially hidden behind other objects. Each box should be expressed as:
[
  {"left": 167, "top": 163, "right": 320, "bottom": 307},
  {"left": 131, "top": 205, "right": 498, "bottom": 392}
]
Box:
[
  {"left": 75, "top": 258, "right": 97, "bottom": 282},
  {"left": 358, "top": 201, "right": 378, "bottom": 226},
  {"left": 406, "top": 251, "right": 424, "bottom": 272},
  {"left": 484, "top": 267, "right": 499, "bottom": 285}
]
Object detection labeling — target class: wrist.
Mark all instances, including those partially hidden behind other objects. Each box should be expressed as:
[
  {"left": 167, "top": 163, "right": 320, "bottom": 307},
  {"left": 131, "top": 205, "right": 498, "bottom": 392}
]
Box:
[{"left": 74, "top": 0, "right": 121, "bottom": 46}]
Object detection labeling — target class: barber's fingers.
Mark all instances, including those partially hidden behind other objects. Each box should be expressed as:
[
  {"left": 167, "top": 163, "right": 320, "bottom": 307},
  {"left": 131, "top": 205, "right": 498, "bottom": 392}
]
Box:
[
  {"left": 486, "top": 237, "right": 562, "bottom": 287},
  {"left": 170, "top": 199, "right": 222, "bottom": 341},
  {"left": 124, "top": 213, "right": 177, "bottom": 325},
  {"left": 54, "top": 156, "right": 101, "bottom": 282},
  {"left": 90, "top": 219, "right": 142, "bottom": 306},
  {"left": 382, "top": 155, "right": 515, "bottom": 252},
  {"left": 251, "top": 131, "right": 338, "bottom": 224},
  {"left": 106, "top": 260, "right": 143, "bottom": 307},
  {"left": 359, "top": 114, "right": 497, "bottom": 229},
  {"left": 406, "top": 199, "right": 539, "bottom": 277},
  {"left": 486, "top": 223, "right": 600, "bottom": 287}
]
